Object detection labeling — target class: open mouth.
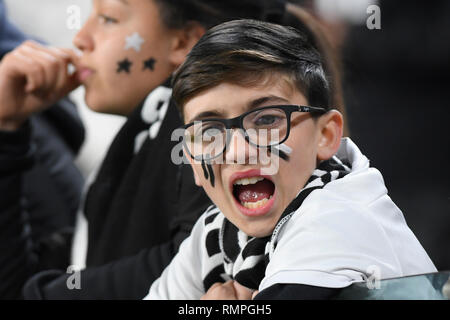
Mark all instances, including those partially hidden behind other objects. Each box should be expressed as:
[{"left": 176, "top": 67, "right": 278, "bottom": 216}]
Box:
[{"left": 231, "top": 172, "right": 276, "bottom": 216}]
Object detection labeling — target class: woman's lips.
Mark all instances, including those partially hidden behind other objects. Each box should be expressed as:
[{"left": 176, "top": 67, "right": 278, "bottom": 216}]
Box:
[
  {"left": 77, "top": 67, "right": 94, "bottom": 82},
  {"left": 229, "top": 169, "right": 276, "bottom": 218}
]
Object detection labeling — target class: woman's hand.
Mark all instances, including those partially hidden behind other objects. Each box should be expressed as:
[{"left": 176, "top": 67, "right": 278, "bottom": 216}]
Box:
[
  {"left": 0, "top": 40, "right": 81, "bottom": 130},
  {"left": 201, "top": 280, "right": 255, "bottom": 300}
]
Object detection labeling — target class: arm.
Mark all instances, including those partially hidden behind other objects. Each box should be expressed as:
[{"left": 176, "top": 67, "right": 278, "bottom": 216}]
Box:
[
  {"left": 23, "top": 243, "right": 181, "bottom": 299},
  {"left": 23, "top": 164, "right": 212, "bottom": 299},
  {"left": 146, "top": 209, "right": 210, "bottom": 300},
  {"left": 0, "top": 122, "right": 37, "bottom": 299},
  {"left": 259, "top": 191, "right": 401, "bottom": 295}
]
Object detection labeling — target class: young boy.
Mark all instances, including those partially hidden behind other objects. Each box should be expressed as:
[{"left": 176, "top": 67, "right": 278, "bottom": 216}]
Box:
[{"left": 146, "top": 19, "right": 436, "bottom": 300}]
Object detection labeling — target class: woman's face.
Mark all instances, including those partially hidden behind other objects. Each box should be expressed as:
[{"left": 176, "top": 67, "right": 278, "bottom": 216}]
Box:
[{"left": 73, "top": 0, "right": 177, "bottom": 115}]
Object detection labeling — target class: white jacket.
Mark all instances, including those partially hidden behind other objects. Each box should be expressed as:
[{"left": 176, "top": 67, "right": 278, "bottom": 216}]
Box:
[{"left": 146, "top": 138, "right": 436, "bottom": 299}]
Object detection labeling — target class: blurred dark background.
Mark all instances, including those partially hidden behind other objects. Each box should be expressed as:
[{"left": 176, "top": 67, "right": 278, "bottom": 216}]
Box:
[{"left": 297, "top": 0, "right": 449, "bottom": 270}]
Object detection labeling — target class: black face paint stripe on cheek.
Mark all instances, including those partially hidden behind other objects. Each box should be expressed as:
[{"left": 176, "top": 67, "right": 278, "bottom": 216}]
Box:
[
  {"left": 117, "top": 58, "right": 132, "bottom": 73},
  {"left": 201, "top": 161, "right": 209, "bottom": 180},
  {"left": 207, "top": 163, "right": 215, "bottom": 188},
  {"left": 201, "top": 159, "right": 215, "bottom": 188},
  {"left": 270, "top": 146, "right": 290, "bottom": 161}
]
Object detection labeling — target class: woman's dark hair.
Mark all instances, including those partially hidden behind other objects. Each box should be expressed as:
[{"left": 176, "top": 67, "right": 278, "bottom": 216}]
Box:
[{"left": 173, "top": 19, "right": 330, "bottom": 116}]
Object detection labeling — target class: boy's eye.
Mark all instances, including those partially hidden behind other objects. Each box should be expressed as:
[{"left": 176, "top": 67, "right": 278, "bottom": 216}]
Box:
[
  {"left": 254, "top": 115, "right": 282, "bottom": 126},
  {"left": 202, "top": 127, "right": 223, "bottom": 139},
  {"left": 192, "top": 122, "right": 225, "bottom": 140},
  {"left": 99, "top": 14, "right": 118, "bottom": 24}
]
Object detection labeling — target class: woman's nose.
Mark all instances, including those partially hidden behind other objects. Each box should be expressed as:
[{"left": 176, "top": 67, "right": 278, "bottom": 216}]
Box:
[
  {"left": 73, "top": 20, "right": 94, "bottom": 52},
  {"left": 224, "top": 129, "right": 258, "bottom": 165}
]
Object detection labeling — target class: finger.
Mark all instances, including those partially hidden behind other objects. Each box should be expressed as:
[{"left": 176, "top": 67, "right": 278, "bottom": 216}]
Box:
[
  {"left": 55, "top": 47, "right": 80, "bottom": 62},
  {"left": 219, "top": 281, "right": 238, "bottom": 299},
  {"left": 23, "top": 41, "right": 72, "bottom": 61},
  {"left": 51, "top": 48, "right": 77, "bottom": 76},
  {"left": 23, "top": 42, "right": 76, "bottom": 92},
  {"left": 200, "top": 282, "right": 223, "bottom": 300},
  {"left": 24, "top": 45, "right": 81, "bottom": 99},
  {"left": 201, "top": 281, "right": 237, "bottom": 300},
  {"left": 48, "top": 49, "right": 75, "bottom": 93},
  {"left": 19, "top": 45, "right": 59, "bottom": 92},
  {"left": 233, "top": 281, "right": 254, "bottom": 300},
  {"left": 58, "top": 72, "right": 81, "bottom": 97},
  {"left": 53, "top": 47, "right": 80, "bottom": 72},
  {"left": 12, "top": 50, "right": 45, "bottom": 92},
  {"left": 209, "top": 282, "right": 224, "bottom": 290}
]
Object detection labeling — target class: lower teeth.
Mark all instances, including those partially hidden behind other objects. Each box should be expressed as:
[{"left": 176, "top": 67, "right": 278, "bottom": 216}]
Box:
[{"left": 241, "top": 196, "right": 272, "bottom": 209}]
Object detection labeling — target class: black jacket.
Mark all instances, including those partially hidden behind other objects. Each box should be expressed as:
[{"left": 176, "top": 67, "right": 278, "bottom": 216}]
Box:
[
  {"left": 0, "top": 91, "right": 211, "bottom": 299},
  {"left": 0, "top": 102, "right": 85, "bottom": 299}
]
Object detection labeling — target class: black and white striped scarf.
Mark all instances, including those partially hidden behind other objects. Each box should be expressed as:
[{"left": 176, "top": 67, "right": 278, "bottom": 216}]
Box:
[{"left": 202, "top": 156, "right": 351, "bottom": 291}]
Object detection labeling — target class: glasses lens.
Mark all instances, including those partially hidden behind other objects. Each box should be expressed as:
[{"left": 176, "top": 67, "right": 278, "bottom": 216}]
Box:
[
  {"left": 243, "top": 107, "right": 288, "bottom": 147},
  {"left": 184, "top": 121, "right": 226, "bottom": 159}
]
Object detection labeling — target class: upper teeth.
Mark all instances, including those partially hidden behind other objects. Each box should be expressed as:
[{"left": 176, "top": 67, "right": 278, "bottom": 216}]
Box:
[{"left": 234, "top": 176, "right": 264, "bottom": 186}]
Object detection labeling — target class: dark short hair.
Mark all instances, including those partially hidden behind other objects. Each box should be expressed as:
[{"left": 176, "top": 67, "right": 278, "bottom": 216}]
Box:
[{"left": 172, "top": 19, "right": 331, "bottom": 117}]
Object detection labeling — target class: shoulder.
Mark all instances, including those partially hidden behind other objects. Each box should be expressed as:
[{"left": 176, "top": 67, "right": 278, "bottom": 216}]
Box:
[
  {"left": 261, "top": 188, "right": 401, "bottom": 291},
  {"left": 283, "top": 187, "right": 381, "bottom": 234},
  {"left": 277, "top": 186, "right": 396, "bottom": 254}
]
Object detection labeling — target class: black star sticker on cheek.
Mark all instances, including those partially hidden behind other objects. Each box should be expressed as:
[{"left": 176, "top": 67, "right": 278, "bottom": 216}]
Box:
[
  {"left": 117, "top": 58, "right": 132, "bottom": 74},
  {"left": 143, "top": 57, "right": 156, "bottom": 71}
]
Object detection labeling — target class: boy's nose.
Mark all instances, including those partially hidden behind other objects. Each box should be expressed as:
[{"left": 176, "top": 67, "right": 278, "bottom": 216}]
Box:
[
  {"left": 73, "top": 20, "right": 94, "bottom": 52},
  {"left": 224, "top": 129, "right": 258, "bottom": 165}
]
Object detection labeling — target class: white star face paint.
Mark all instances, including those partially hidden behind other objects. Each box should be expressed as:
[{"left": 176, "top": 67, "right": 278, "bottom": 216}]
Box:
[{"left": 124, "top": 32, "right": 145, "bottom": 52}]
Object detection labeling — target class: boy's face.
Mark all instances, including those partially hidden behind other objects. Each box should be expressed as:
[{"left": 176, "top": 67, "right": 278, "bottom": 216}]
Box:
[
  {"left": 73, "top": 0, "right": 177, "bottom": 115},
  {"left": 184, "top": 79, "right": 328, "bottom": 238}
]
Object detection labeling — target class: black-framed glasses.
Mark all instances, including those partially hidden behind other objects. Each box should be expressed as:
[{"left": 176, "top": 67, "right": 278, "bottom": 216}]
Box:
[{"left": 181, "top": 105, "right": 328, "bottom": 161}]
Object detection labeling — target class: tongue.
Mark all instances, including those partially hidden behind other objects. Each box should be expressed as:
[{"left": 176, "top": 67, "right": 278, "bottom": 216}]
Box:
[{"left": 235, "top": 179, "right": 274, "bottom": 203}]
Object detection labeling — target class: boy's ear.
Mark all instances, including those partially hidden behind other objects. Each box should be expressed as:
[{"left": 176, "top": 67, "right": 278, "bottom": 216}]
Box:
[
  {"left": 184, "top": 149, "right": 203, "bottom": 187},
  {"left": 316, "top": 110, "right": 344, "bottom": 161},
  {"left": 169, "top": 22, "right": 206, "bottom": 67}
]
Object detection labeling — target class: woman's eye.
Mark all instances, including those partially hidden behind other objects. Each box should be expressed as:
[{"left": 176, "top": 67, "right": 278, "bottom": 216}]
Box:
[{"left": 99, "top": 14, "right": 118, "bottom": 24}]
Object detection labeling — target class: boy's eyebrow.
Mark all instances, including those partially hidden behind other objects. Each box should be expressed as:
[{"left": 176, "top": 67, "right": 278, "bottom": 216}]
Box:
[
  {"left": 187, "top": 95, "right": 290, "bottom": 123},
  {"left": 188, "top": 110, "right": 226, "bottom": 123},
  {"left": 247, "top": 95, "right": 290, "bottom": 110}
]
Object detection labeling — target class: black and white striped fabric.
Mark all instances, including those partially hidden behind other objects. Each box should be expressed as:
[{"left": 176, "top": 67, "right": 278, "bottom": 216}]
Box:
[{"left": 202, "top": 156, "right": 351, "bottom": 291}]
